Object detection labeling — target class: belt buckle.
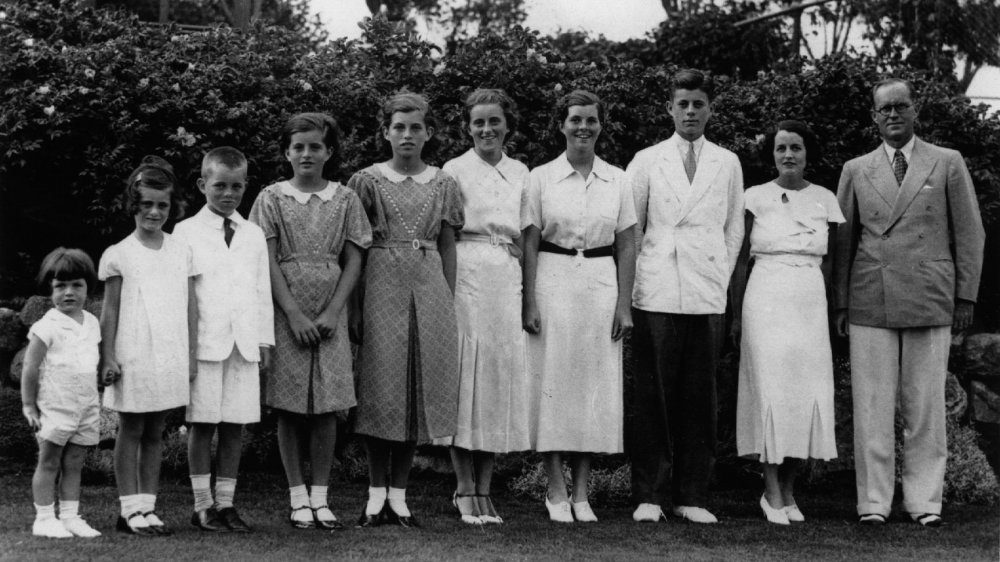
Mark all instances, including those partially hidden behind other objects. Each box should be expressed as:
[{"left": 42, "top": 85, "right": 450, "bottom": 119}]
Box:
[
  {"left": 490, "top": 233, "right": 500, "bottom": 247},
  {"left": 411, "top": 239, "right": 421, "bottom": 250}
]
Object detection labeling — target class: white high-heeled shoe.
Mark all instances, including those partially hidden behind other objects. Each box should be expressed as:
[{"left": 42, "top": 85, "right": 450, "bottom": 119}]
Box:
[
  {"left": 545, "top": 497, "right": 573, "bottom": 523},
  {"left": 760, "top": 494, "right": 790, "bottom": 525}
]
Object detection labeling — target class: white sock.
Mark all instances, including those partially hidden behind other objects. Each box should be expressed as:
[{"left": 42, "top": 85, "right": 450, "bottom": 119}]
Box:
[
  {"left": 34, "top": 503, "right": 56, "bottom": 521},
  {"left": 309, "top": 485, "right": 328, "bottom": 509},
  {"left": 366, "top": 486, "right": 387, "bottom": 516},
  {"left": 58, "top": 500, "right": 79, "bottom": 520},
  {"left": 289, "top": 484, "right": 309, "bottom": 509},
  {"left": 388, "top": 487, "right": 410, "bottom": 517},
  {"left": 191, "top": 474, "right": 213, "bottom": 512},
  {"left": 119, "top": 496, "right": 149, "bottom": 526},
  {"left": 138, "top": 493, "right": 156, "bottom": 514},
  {"left": 215, "top": 477, "right": 236, "bottom": 509}
]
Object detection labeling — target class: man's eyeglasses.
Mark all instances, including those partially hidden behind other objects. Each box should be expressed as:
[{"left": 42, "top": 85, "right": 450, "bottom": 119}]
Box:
[{"left": 875, "top": 103, "right": 912, "bottom": 116}]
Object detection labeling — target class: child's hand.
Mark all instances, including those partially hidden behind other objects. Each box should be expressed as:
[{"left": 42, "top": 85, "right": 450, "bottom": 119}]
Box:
[
  {"left": 22, "top": 404, "right": 41, "bottom": 432},
  {"left": 289, "top": 311, "right": 321, "bottom": 347},
  {"left": 349, "top": 314, "right": 363, "bottom": 345},
  {"left": 313, "top": 310, "right": 338, "bottom": 340},
  {"left": 259, "top": 346, "right": 271, "bottom": 371},
  {"left": 100, "top": 359, "right": 121, "bottom": 386}
]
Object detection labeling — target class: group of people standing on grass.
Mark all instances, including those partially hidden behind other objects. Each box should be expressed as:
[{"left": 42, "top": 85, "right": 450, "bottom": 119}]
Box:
[{"left": 20, "top": 68, "right": 984, "bottom": 540}]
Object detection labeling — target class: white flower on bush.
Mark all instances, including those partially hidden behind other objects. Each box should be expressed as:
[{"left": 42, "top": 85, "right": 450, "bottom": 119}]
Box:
[
  {"left": 536, "top": 54, "right": 548, "bottom": 64},
  {"left": 79, "top": 87, "right": 90, "bottom": 95},
  {"left": 526, "top": 48, "right": 535, "bottom": 59},
  {"left": 43, "top": 105, "right": 55, "bottom": 116},
  {"left": 172, "top": 83, "right": 181, "bottom": 92},
  {"left": 755, "top": 133, "right": 766, "bottom": 144},
  {"left": 433, "top": 62, "right": 446, "bottom": 76},
  {"left": 36, "top": 85, "right": 50, "bottom": 95},
  {"left": 23, "top": 38, "right": 34, "bottom": 47},
  {"left": 187, "top": 63, "right": 195, "bottom": 72},
  {"left": 83, "top": 68, "right": 96, "bottom": 79},
  {"left": 554, "top": 83, "right": 563, "bottom": 93},
  {"left": 175, "top": 126, "right": 197, "bottom": 147},
  {"left": 299, "top": 80, "right": 313, "bottom": 91},
  {"left": 0, "top": 11, "right": 6, "bottom": 20},
  {"left": 178, "top": 426, "right": 187, "bottom": 437},
  {"left": 138, "top": 78, "right": 150, "bottom": 89}
]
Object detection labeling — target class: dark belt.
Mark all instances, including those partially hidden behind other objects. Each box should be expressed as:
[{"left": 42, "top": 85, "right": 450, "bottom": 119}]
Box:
[{"left": 538, "top": 240, "right": 614, "bottom": 258}]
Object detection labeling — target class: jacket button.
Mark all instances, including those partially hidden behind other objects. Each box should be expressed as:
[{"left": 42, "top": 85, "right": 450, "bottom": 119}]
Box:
[{"left": 881, "top": 234, "right": 889, "bottom": 240}]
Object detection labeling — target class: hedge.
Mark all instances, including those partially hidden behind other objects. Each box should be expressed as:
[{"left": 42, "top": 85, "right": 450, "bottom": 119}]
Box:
[{"left": 1, "top": 0, "right": 998, "bottom": 327}]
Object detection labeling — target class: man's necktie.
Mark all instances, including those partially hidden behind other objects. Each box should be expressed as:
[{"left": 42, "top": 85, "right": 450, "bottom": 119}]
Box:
[
  {"left": 893, "top": 150, "right": 907, "bottom": 186},
  {"left": 684, "top": 142, "right": 697, "bottom": 184},
  {"left": 223, "top": 217, "right": 234, "bottom": 247}
]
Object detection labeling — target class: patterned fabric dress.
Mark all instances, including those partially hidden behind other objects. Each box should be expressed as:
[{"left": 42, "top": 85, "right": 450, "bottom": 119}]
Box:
[
  {"left": 347, "top": 163, "right": 465, "bottom": 443},
  {"left": 249, "top": 181, "right": 372, "bottom": 415}
]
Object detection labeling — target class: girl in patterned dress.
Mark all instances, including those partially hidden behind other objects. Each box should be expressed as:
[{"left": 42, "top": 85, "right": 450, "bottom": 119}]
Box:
[
  {"left": 249, "top": 113, "right": 372, "bottom": 530},
  {"left": 99, "top": 156, "right": 197, "bottom": 535},
  {"left": 348, "top": 93, "right": 464, "bottom": 528}
]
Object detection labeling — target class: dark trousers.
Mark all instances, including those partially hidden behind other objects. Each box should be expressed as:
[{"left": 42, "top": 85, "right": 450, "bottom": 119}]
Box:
[{"left": 626, "top": 308, "right": 722, "bottom": 508}]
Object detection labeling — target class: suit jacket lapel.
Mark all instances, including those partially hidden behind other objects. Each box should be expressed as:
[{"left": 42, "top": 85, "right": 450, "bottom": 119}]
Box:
[
  {"left": 655, "top": 139, "right": 687, "bottom": 224},
  {"left": 886, "top": 138, "right": 937, "bottom": 229},
  {"left": 863, "top": 149, "right": 898, "bottom": 209},
  {"left": 678, "top": 143, "right": 722, "bottom": 221}
]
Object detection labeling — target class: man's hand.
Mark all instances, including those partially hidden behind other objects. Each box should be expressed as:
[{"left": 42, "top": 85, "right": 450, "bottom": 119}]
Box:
[
  {"left": 835, "top": 310, "right": 850, "bottom": 338},
  {"left": 953, "top": 300, "right": 975, "bottom": 332}
]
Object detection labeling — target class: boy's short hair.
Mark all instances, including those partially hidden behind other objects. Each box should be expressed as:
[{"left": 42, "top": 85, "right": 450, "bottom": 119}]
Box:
[
  {"left": 759, "top": 119, "right": 822, "bottom": 167},
  {"left": 36, "top": 247, "right": 97, "bottom": 295},
  {"left": 463, "top": 88, "right": 519, "bottom": 138},
  {"left": 551, "top": 89, "right": 605, "bottom": 136},
  {"left": 280, "top": 113, "right": 342, "bottom": 178},
  {"left": 670, "top": 69, "right": 716, "bottom": 102},
  {"left": 202, "top": 146, "right": 248, "bottom": 177},
  {"left": 124, "top": 155, "right": 185, "bottom": 220}
]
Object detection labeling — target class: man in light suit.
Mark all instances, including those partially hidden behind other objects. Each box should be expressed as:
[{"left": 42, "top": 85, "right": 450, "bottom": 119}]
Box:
[
  {"left": 626, "top": 69, "right": 745, "bottom": 524},
  {"left": 834, "top": 78, "right": 984, "bottom": 527}
]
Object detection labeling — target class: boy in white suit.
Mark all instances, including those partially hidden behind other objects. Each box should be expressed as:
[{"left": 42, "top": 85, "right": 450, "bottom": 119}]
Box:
[
  {"left": 174, "top": 147, "right": 274, "bottom": 532},
  {"left": 626, "top": 69, "right": 745, "bottom": 524}
]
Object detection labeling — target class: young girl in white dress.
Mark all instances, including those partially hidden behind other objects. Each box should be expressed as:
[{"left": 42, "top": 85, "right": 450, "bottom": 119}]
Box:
[
  {"left": 99, "top": 156, "right": 198, "bottom": 535},
  {"left": 21, "top": 248, "right": 104, "bottom": 538}
]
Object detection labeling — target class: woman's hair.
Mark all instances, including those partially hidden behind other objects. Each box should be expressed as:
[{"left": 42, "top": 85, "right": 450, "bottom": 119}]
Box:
[
  {"left": 279, "top": 112, "right": 342, "bottom": 178},
  {"left": 759, "top": 120, "right": 821, "bottom": 167},
  {"left": 551, "top": 89, "right": 605, "bottom": 137},
  {"left": 124, "top": 155, "right": 184, "bottom": 220},
  {"left": 36, "top": 247, "right": 97, "bottom": 295},
  {"left": 463, "top": 88, "right": 519, "bottom": 140}
]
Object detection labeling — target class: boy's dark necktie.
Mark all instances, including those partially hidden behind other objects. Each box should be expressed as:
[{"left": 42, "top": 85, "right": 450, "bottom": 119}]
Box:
[{"left": 223, "top": 217, "right": 234, "bottom": 247}]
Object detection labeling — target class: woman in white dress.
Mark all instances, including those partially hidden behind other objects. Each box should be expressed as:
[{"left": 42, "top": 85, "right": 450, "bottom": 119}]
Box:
[
  {"left": 732, "top": 120, "right": 843, "bottom": 525},
  {"left": 522, "top": 90, "right": 636, "bottom": 523},
  {"left": 437, "top": 89, "right": 531, "bottom": 525}
]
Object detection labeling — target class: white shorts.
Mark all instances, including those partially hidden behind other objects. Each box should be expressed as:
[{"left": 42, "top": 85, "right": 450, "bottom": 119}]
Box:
[
  {"left": 37, "top": 387, "right": 100, "bottom": 447},
  {"left": 186, "top": 347, "right": 260, "bottom": 424}
]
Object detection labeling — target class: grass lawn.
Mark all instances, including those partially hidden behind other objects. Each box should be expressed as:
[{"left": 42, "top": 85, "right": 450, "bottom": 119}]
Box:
[{"left": 0, "top": 469, "right": 997, "bottom": 562}]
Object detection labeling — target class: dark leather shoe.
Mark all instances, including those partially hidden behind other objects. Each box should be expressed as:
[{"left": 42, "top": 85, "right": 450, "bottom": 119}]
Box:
[
  {"left": 116, "top": 512, "right": 157, "bottom": 536},
  {"left": 144, "top": 512, "right": 173, "bottom": 536},
  {"left": 356, "top": 510, "right": 381, "bottom": 528},
  {"left": 381, "top": 505, "right": 420, "bottom": 528},
  {"left": 190, "top": 508, "right": 230, "bottom": 532},
  {"left": 217, "top": 507, "right": 253, "bottom": 533},
  {"left": 312, "top": 506, "right": 344, "bottom": 531}
]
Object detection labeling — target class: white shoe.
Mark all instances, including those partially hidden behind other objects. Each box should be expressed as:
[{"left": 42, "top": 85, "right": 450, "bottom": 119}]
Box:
[
  {"left": 633, "top": 503, "right": 665, "bottom": 522},
  {"left": 571, "top": 501, "right": 597, "bottom": 523},
  {"left": 784, "top": 504, "right": 805, "bottom": 522},
  {"left": 544, "top": 497, "right": 573, "bottom": 523},
  {"left": 33, "top": 517, "right": 73, "bottom": 538},
  {"left": 672, "top": 505, "right": 718, "bottom": 524},
  {"left": 759, "top": 495, "right": 790, "bottom": 525},
  {"left": 61, "top": 517, "right": 102, "bottom": 538}
]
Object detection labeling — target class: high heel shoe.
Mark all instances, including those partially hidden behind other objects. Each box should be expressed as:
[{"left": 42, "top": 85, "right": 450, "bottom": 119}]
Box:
[
  {"left": 476, "top": 495, "right": 502, "bottom": 524},
  {"left": 452, "top": 492, "right": 483, "bottom": 525},
  {"left": 760, "top": 494, "right": 790, "bottom": 525},
  {"left": 784, "top": 504, "right": 805, "bottom": 522},
  {"left": 545, "top": 496, "right": 573, "bottom": 523}
]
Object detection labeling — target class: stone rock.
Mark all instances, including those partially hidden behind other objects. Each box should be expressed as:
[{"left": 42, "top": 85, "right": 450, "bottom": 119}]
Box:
[
  {"left": 9, "top": 346, "right": 26, "bottom": 386},
  {"left": 0, "top": 308, "right": 24, "bottom": 352},
  {"left": 961, "top": 333, "right": 1000, "bottom": 381},
  {"left": 946, "top": 371, "right": 968, "bottom": 422},
  {"left": 18, "top": 295, "right": 52, "bottom": 328},
  {"left": 971, "top": 381, "right": 1000, "bottom": 424}
]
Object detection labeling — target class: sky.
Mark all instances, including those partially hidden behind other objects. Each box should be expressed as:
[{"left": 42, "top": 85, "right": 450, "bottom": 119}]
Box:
[{"left": 310, "top": 0, "right": 998, "bottom": 111}]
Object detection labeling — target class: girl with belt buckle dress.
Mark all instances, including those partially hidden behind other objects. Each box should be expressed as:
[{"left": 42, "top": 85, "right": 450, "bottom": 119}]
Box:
[
  {"left": 521, "top": 90, "right": 637, "bottom": 523},
  {"left": 348, "top": 93, "right": 464, "bottom": 528}
]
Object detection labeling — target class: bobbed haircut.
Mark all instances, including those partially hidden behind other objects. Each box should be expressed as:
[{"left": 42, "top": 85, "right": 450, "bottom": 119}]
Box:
[
  {"left": 125, "top": 155, "right": 184, "bottom": 220},
  {"left": 378, "top": 91, "right": 437, "bottom": 131},
  {"left": 759, "top": 119, "right": 821, "bottom": 168},
  {"left": 201, "top": 146, "right": 248, "bottom": 178},
  {"left": 551, "top": 89, "right": 605, "bottom": 136},
  {"left": 669, "top": 69, "right": 716, "bottom": 102},
  {"left": 463, "top": 88, "right": 519, "bottom": 139},
  {"left": 280, "top": 112, "right": 342, "bottom": 178},
  {"left": 36, "top": 247, "right": 97, "bottom": 295},
  {"left": 870, "top": 77, "right": 917, "bottom": 105}
]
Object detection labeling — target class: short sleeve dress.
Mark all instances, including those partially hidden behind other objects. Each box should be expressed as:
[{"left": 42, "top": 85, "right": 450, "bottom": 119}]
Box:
[
  {"left": 347, "top": 163, "right": 465, "bottom": 443},
  {"left": 248, "top": 181, "right": 373, "bottom": 415},
  {"left": 98, "top": 233, "right": 197, "bottom": 412},
  {"left": 433, "top": 149, "right": 532, "bottom": 453},
  {"left": 522, "top": 153, "right": 637, "bottom": 454},
  {"left": 736, "top": 182, "right": 845, "bottom": 462}
]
